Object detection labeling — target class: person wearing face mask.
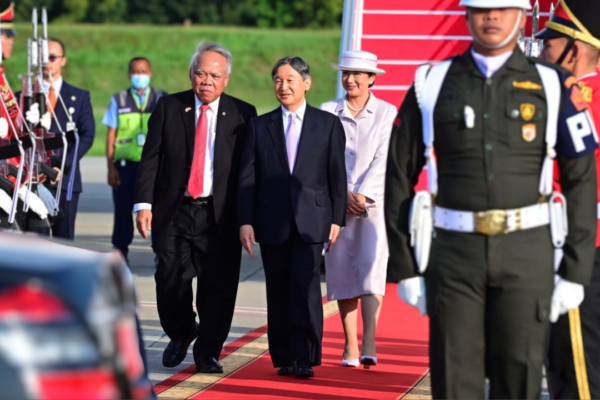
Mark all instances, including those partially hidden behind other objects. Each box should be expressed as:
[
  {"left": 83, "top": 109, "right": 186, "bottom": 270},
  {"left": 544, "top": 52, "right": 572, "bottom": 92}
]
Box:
[
  {"left": 103, "top": 57, "right": 167, "bottom": 262},
  {"left": 384, "top": 0, "right": 598, "bottom": 398}
]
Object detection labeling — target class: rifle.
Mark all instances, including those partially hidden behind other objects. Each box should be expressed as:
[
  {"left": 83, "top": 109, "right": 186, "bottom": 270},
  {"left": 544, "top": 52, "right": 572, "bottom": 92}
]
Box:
[
  {"left": 41, "top": 7, "right": 80, "bottom": 204},
  {"left": 517, "top": 0, "right": 553, "bottom": 57}
]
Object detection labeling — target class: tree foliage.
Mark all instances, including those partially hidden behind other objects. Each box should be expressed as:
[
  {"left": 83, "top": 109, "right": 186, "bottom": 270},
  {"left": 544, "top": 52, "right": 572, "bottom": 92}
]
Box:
[{"left": 14, "top": 0, "right": 344, "bottom": 27}]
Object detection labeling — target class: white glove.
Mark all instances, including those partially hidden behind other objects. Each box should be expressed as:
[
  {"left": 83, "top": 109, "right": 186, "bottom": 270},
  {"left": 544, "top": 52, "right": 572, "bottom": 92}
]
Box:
[
  {"left": 40, "top": 112, "right": 52, "bottom": 131},
  {"left": 0, "top": 117, "right": 8, "bottom": 139},
  {"left": 550, "top": 276, "right": 584, "bottom": 323},
  {"left": 0, "top": 187, "right": 12, "bottom": 214},
  {"left": 18, "top": 186, "right": 48, "bottom": 220},
  {"left": 37, "top": 184, "right": 57, "bottom": 217},
  {"left": 25, "top": 103, "right": 40, "bottom": 125},
  {"left": 398, "top": 276, "right": 427, "bottom": 316}
]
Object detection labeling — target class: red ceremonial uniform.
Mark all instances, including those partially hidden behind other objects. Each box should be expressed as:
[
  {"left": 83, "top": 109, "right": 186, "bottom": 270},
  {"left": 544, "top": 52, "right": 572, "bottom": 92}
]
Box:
[
  {"left": 0, "top": 64, "right": 25, "bottom": 183},
  {"left": 579, "top": 72, "right": 600, "bottom": 247},
  {"left": 553, "top": 72, "right": 600, "bottom": 246},
  {"left": 0, "top": 65, "right": 19, "bottom": 138}
]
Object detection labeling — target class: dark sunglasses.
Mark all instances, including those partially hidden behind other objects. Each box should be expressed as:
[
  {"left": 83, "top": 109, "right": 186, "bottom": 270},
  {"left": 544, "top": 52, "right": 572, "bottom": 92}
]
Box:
[{"left": 48, "top": 55, "right": 64, "bottom": 63}]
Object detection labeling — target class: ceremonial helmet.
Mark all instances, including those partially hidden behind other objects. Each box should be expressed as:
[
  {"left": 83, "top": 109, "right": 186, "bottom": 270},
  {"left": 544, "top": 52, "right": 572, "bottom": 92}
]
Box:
[
  {"left": 536, "top": 0, "right": 600, "bottom": 49},
  {"left": 0, "top": 1, "right": 16, "bottom": 37},
  {"left": 459, "top": 0, "right": 532, "bottom": 10}
]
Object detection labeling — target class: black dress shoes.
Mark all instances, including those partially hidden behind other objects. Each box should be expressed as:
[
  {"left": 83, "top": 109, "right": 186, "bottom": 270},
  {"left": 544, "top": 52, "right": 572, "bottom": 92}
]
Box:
[
  {"left": 293, "top": 359, "right": 314, "bottom": 378},
  {"left": 162, "top": 325, "right": 198, "bottom": 368},
  {"left": 196, "top": 356, "right": 224, "bottom": 373},
  {"left": 277, "top": 365, "right": 294, "bottom": 376}
]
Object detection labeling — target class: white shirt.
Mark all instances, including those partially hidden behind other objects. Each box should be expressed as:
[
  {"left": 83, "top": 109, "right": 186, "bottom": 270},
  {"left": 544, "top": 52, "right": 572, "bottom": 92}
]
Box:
[
  {"left": 471, "top": 48, "right": 513, "bottom": 78},
  {"left": 281, "top": 101, "right": 307, "bottom": 146},
  {"left": 43, "top": 75, "right": 63, "bottom": 95},
  {"left": 133, "top": 95, "right": 220, "bottom": 212}
]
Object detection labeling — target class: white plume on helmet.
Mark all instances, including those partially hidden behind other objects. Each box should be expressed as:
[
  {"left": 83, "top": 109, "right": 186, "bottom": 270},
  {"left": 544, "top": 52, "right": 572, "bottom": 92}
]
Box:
[{"left": 459, "top": 0, "right": 532, "bottom": 9}]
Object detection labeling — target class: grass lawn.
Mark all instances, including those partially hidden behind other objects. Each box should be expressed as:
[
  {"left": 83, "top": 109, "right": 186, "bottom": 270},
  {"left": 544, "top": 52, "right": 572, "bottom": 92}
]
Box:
[{"left": 6, "top": 24, "right": 342, "bottom": 156}]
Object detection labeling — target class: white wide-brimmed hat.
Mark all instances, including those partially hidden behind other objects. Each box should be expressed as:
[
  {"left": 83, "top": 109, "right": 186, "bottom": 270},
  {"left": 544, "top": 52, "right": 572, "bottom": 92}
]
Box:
[{"left": 331, "top": 50, "right": 386, "bottom": 75}]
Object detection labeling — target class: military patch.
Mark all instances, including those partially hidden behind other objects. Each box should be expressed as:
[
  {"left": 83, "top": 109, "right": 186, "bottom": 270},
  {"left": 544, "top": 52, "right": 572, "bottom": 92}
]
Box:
[
  {"left": 522, "top": 124, "right": 536, "bottom": 142},
  {"left": 513, "top": 81, "right": 542, "bottom": 90},
  {"left": 571, "top": 85, "right": 587, "bottom": 111},
  {"left": 520, "top": 103, "right": 536, "bottom": 121},
  {"left": 579, "top": 85, "right": 593, "bottom": 104},
  {"left": 565, "top": 76, "right": 579, "bottom": 89}
]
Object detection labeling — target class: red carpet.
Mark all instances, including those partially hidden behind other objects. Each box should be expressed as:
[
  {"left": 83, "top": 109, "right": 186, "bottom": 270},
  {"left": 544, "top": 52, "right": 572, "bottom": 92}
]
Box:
[{"left": 192, "top": 284, "right": 429, "bottom": 399}]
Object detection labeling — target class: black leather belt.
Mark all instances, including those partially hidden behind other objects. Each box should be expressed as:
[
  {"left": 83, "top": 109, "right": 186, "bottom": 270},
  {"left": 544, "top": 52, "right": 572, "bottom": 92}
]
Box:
[{"left": 182, "top": 196, "right": 213, "bottom": 209}]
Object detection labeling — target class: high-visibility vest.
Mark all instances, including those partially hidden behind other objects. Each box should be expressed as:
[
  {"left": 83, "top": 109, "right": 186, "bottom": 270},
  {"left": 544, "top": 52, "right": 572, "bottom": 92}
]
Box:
[{"left": 114, "top": 87, "right": 163, "bottom": 162}]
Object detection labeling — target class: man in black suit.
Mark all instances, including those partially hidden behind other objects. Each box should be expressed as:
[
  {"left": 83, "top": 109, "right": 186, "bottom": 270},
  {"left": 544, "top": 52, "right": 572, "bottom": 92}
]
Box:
[
  {"left": 45, "top": 39, "right": 95, "bottom": 239},
  {"left": 17, "top": 38, "right": 95, "bottom": 238},
  {"left": 238, "top": 57, "right": 346, "bottom": 378},
  {"left": 134, "top": 42, "right": 257, "bottom": 373}
]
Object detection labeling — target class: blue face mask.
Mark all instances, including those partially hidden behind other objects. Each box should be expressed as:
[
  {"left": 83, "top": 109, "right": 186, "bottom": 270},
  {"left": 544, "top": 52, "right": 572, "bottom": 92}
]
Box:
[{"left": 131, "top": 74, "right": 151, "bottom": 90}]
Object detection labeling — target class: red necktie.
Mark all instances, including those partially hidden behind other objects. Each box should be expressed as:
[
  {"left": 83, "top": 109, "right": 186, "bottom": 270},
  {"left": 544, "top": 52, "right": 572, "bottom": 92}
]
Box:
[{"left": 188, "top": 104, "right": 210, "bottom": 199}]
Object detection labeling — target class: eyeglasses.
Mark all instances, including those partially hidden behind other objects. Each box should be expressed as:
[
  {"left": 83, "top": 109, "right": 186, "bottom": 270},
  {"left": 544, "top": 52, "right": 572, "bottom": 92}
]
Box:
[{"left": 48, "top": 55, "right": 64, "bottom": 63}]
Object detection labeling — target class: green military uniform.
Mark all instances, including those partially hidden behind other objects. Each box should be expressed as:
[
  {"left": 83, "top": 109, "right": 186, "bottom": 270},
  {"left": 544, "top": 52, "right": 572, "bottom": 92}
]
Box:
[{"left": 385, "top": 47, "right": 597, "bottom": 399}]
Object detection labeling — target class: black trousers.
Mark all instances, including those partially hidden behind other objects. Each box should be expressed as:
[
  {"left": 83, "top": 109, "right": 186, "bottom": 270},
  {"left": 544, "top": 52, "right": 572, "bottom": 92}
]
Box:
[
  {"left": 155, "top": 201, "right": 241, "bottom": 360},
  {"left": 52, "top": 191, "right": 79, "bottom": 240},
  {"left": 259, "top": 226, "right": 324, "bottom": 368},
  {"left": 426, "top": 227, "right": 555, "bottom": 399},
  {"left": 547, "top": 247, "right": 600, "bottom": 399}
]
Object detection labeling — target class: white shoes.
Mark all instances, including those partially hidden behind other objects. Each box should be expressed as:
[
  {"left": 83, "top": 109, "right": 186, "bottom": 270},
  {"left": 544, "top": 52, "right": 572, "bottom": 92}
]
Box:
[{"left": 342, "top": 358, "right": 360, "bottom": 367}]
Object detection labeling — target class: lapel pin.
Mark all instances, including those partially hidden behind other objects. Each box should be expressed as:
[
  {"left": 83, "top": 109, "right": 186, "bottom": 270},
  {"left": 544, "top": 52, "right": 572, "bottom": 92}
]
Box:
[
  {"left": 68, "top": 107, "right": 75, "bottom": 115},
  {"left": 185, "top": 107, "right": 192, "bottom": 113},
  {"left": 71, "top": 95, "right": 76, "bottom": 101},
  {"left": 222, "top": 112, "right": 226, "bottom": 116}
]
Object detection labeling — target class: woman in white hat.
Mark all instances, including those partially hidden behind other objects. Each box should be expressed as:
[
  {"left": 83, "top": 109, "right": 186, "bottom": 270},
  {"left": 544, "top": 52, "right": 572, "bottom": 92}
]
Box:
[{"left": 321, "top": 50, "right": 397, "bottom": 368}]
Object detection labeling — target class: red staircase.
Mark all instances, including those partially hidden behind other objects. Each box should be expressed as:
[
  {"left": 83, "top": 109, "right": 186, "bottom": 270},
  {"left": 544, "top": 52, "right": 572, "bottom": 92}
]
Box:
[{"left": 358, "top": 0, "right": 554, "bottom": 108}]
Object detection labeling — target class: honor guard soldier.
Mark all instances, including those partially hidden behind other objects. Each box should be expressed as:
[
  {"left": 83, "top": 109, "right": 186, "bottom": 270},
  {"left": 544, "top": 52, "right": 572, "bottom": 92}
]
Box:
[
  {"left": 103, "top": 57, "right": 166, "bottom": 262},
  {"left": 384, "top": 0, "right": 599, "bottom": 398},
  {"left": 0, "top": 1, "right": 19, "bottom": 228},
  {"left": 536, "top": 1, "right": 600, "bottom": 398}
]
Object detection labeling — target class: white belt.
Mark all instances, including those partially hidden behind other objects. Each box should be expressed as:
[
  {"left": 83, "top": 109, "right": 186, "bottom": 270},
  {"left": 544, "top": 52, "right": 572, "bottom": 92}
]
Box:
[{"left": 434, "top": 203, "right": 550, "bottom": 236}]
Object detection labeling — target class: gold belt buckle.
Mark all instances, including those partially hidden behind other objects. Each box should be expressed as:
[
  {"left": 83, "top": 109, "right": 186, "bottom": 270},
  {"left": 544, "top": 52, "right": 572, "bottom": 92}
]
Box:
[{"left": 474, "top": 210, "right": 508, "bottom": 236}]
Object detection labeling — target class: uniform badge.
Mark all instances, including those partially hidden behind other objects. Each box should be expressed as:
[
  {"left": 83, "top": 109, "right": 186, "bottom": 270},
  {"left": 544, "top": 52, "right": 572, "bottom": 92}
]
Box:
[
  {"left": 520, "top": 103, "right": 535, "bottom": 121},
  {"left": 571, "top": 86, "right": 587, "bottom": 111},
  {"left": 579, "top": 83, "right": 593, "bottom": 104},
  {"left": 513, "top": 81, "right": 542, "bottom": 90},
  {"left": 522, "top": 124, "right": 536, "bottom": 142}
]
